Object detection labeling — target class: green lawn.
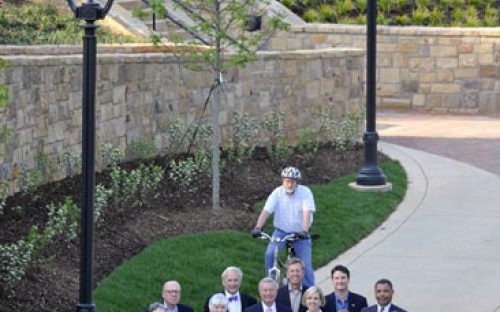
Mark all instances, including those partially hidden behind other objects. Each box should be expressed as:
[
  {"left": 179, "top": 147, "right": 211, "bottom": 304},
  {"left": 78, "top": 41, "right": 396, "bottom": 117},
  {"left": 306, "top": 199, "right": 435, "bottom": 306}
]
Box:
[{"left": 94, "top": 160, "right": 407, "bottom": 312}]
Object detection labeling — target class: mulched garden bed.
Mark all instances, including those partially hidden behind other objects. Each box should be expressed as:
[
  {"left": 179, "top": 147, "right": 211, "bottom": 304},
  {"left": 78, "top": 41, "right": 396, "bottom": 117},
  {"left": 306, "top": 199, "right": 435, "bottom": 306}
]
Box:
[{"left": 0, "top": 145, "right": 385, "bottom": 312}]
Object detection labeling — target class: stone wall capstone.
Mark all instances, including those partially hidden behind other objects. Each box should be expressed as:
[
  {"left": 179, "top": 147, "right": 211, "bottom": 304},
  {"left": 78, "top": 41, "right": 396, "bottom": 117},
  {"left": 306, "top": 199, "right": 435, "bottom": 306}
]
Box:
[{"left": 0, "top": 44, "right": 364, "bottom": 183}]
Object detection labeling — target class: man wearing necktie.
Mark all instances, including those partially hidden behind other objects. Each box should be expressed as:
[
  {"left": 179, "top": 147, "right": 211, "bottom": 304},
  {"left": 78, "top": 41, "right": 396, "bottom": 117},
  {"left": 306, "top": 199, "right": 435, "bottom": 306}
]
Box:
[
  {"left": 244, "top": 277, "right": 293, "bottom": 312},
  {"left": 324, "top": 265, "right": 367, "bottom": 312},
  {"left": 204, "top": 267, "right": 257, "bottom": 312},
  {"left": 361, "top": 279, "right": 407, "bottom": 312}
]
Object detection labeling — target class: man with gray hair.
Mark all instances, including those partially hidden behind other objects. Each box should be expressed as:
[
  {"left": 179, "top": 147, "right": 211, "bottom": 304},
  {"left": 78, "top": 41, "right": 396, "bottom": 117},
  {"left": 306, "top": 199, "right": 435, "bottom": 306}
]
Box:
[
  {"left": 244, "top": 277, "right": 292, "bottom": 312},
  {"left": 161, "top": 280, "right": 193, "bottom": 312},
  {"left": 204, "top": 266, "right": 257, "bottom": 312}
]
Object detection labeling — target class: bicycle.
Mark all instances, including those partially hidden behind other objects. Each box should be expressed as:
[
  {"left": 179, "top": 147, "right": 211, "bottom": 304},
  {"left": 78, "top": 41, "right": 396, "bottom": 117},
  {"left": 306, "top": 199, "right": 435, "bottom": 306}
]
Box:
[{"left": 255, "top": 231, "right": 318, "bottom": 286}]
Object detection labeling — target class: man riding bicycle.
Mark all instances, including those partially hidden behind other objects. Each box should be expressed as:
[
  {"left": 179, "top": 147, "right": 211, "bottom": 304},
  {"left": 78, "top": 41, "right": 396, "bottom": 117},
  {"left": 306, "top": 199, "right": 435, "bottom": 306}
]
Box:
[{"left": 252, "top": 166, "right": 316, "bottom": 287}]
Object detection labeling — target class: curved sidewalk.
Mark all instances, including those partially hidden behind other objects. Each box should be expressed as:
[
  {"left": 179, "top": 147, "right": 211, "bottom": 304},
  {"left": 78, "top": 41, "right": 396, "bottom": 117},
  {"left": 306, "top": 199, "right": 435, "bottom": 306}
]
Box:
[{"left": 315, "top": 115, "right": 500, "bottom": 312}]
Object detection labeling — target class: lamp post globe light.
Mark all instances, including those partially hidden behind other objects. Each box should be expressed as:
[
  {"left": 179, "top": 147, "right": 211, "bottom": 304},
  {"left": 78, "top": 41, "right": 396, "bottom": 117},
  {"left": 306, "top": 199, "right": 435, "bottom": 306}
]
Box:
[
  {"left": 350, "top": 0, "right": 392, "bottom": 192},
  {"left": 65, "top": 0, "right": 115, "bottom": 311}
]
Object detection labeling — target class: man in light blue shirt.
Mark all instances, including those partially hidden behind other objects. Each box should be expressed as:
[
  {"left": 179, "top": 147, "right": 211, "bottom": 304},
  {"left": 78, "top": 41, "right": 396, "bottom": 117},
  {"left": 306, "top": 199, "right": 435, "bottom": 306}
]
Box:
[{"left": 252, "top": 167, "right": 316, "bottom": 286}]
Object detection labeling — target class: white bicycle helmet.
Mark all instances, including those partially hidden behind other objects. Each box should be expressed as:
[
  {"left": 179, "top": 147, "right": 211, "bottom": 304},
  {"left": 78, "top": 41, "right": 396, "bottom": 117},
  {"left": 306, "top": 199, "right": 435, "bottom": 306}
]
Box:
[{"left": 281, "top": 166, "right": 301, "bottom": 180}]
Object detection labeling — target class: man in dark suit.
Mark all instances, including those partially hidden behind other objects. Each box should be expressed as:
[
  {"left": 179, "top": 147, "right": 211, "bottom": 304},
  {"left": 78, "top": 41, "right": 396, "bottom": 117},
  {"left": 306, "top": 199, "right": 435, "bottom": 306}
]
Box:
[
  {"left": 161, "top": 280, "right": 194, "bottom": 312},
  {"left": 276, "top": 258, "right": 309, "bottom": 312},
  {"left": 324, "top": 265, "right": 367, "bottom": 312},
  {"left": 361, "top": 279, "right": 407, "bottom": 312},
  {"left": 204, "top": 266, "right": 257, "bottom": 312},
  {"left": 244, "top": 277, "right": 293, "bottom": 312}
]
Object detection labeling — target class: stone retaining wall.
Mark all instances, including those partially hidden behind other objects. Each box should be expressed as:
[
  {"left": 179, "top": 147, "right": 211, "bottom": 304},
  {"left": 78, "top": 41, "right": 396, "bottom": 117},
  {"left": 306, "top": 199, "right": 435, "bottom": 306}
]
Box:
[
  {"left": 0, "top": 44, "right": 364, "bottom": 181},
  {"left": 269, "top": 24, "right": 500, "bottom": 115}
]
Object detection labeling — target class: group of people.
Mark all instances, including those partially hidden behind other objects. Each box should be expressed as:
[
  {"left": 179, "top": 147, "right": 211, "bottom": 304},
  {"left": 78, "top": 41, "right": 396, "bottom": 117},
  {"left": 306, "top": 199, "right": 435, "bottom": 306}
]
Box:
[
  {"left": 148, "top": 167, "right": 407, "bottom": 312},
  {"left": 148, "top": 263, "right": 407, "bottom": 312}
]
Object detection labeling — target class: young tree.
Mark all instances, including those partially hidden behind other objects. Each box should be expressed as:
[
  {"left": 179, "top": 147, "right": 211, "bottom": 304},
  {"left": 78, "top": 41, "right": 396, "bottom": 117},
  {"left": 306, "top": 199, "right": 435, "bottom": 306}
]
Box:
[{"left": 139, "top": 0, "right": 288, "bottom": 210}]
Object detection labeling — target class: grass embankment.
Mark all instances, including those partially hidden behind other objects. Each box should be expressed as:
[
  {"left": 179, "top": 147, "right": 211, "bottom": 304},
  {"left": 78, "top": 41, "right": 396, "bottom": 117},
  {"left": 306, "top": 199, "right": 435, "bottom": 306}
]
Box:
[
  {"left": 0, "top": 2, "right": 141, "bottom": 44},
  {"left": 94, "top": 160, "right": 407, "bottom": 312}
]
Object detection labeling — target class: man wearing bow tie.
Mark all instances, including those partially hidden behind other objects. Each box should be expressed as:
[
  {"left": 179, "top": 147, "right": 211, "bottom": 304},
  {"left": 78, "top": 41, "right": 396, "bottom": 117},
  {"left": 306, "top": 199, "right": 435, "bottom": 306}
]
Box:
[{"left": 204, "top": 267, "right": 257, "bottom": 312}]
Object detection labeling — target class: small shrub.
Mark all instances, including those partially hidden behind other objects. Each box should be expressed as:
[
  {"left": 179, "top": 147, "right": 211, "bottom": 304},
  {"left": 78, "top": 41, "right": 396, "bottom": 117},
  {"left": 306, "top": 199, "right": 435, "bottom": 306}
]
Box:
[
  {"left": 265, "top": 137, "right": 293, "bottom": 166},
  {"left": 120, "top": 164, "right": 164, "bottom": 207},
  {"left": 355, "top": 14, "right": 367, "bottom": 24},
  {"left": 35, "top": 151, "right": 57, "bottom": 184},
  {"left": 395, "top": 14, "right": 412, "bottom": 25},
  {"left": 303, "top": 8, "right": 321, "bottom": 22},
  {"left": 415, "top": 0, "right": 430, "bottom": 9},
  {"left": 319, "top": 4, "right": 335, "bottom": 22},
  {"left": 468, "top": 0, "right": 483, "bottom": 10},
  {"left": 59, "top": 149, "right": 81, "bottom": 178},
  {"left": 281, "top": 0, "right": 295, "bottom": 8},
  {"left": 169, "top": 157, "right": 205, "bottom": 193},
  {"left": 166, "top": 118, "right": 188, "bottom": 153},
  {"left": 261, "top": 109, "right": 292, "bottom": 164},
  {"left": 378, "top": 0, "right": 392, "bottom": 14},
  {"left": 95, "top": 184, "right": 112, "bottom": 225},
  {"left": 295, "top": 129, "right": 319, "bottom": 162},
  {"left": 483, "top": 5, "right": 498, "bottom": 26},
  {"left": 376, "top": 14, "right": 391, "bottom": 25},
  {"left": 464, "top": 6, "right": 481, "bottom": 27},
  {"left": 225, "top": 112, "right": 259, "bottom": 165},
  {"left": 357, "top": 0, "right": 367, "bottom": 12},
  {"left": 451, "top": 7, "right": 466, "bottom": 25},
  {"left": 17, "top": 164, "right": 42, "bottom": 199},
  {"left": 436, "top": 0, "right": 453, "bottom": 10},
  {"left": 333, "top": 112, "right": 364, "bottom": 152},
  {"left": 101, "top": 143, "right": 124, "bottom": 170},
  {"left": 0, "top": 197, "right": 78, "bottom": 296},
  {"left": 0, "top": 181, "right": 8, "bottom": 215},
  {"left": 393, "top": 0, "right": 409, "bottom": 12},
  {"left": 412, "top": 7, "right": 430, "bottom": 25},
  {"left": 451, "top": 0, "right": 466, "bottom": 8},
  {"left": 109, "top": 163, "right": 164, "bottom": 207},
  {"left": 311, "top": 105, "right": 336, "bottom": 142},
  {"left": 336, "top": 0, "right": 355, "bottom": 17},
  {"left": 429, "top": 7, "right": 445, "bottom": 26}
]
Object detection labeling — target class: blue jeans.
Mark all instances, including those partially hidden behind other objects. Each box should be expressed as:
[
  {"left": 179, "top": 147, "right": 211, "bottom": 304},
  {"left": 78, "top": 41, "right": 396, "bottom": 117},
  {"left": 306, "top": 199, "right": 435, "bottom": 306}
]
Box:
[{"left": 265, "top": 228, "right": 314, "bottom": 286}]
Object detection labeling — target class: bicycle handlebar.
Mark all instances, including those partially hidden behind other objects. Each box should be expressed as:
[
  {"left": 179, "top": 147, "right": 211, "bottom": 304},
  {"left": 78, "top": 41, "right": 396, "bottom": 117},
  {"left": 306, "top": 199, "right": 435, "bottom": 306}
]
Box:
[{"left": 256, "top": 231, "right": 319, "bottom": 243}]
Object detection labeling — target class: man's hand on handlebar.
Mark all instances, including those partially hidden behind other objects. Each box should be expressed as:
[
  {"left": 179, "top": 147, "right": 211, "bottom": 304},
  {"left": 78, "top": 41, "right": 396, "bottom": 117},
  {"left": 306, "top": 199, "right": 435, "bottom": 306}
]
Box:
[
  {"left": 251, "top": 227, "right": 262, "bottom": 238},
  {"left": 297, "top": 231, "right": 308, "bottom": 239}
]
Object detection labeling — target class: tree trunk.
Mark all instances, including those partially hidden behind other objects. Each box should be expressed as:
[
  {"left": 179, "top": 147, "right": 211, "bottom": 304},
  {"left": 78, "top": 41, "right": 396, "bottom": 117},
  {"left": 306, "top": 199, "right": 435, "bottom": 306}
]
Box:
[{"left": 211, "top": 0, "right": 222, "bottom": 210}]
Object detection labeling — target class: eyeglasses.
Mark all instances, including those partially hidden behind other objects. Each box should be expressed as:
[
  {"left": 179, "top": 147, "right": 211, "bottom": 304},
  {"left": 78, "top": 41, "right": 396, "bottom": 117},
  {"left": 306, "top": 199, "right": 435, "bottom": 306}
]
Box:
[{"left": 165, "top": 290, "right": 181, "bottom": 294}]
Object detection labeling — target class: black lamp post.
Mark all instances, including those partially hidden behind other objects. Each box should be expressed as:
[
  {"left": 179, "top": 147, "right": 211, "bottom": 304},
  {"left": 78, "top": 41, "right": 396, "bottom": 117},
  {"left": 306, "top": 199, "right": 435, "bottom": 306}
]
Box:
[
  {"left": 66, "top": 1, "right": 115, "bottom": 311},
  {"left": 355, "top": 0, "right": 388, "bottom": 187}
]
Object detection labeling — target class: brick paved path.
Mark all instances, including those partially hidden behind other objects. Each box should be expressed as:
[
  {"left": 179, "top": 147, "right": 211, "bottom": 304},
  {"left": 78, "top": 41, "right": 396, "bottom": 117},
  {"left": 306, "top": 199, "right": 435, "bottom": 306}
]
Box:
[{"left": 378, "top": 110, "right": 500, "bottom": 176}]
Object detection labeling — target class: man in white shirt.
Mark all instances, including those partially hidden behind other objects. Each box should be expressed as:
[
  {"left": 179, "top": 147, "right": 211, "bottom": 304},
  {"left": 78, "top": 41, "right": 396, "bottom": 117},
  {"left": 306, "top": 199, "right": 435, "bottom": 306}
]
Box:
[
  {"left": 252, "top": 167, "right": 316, "bottom": 286},
  {"left": 361, "top": 279, "right": 407, "bottom": 312},
  {"left": 203, "top": 267, "right": 257, "bottom": 312},
  {"left": 244, "top": 277, "right": 292, "bottom": 312}
]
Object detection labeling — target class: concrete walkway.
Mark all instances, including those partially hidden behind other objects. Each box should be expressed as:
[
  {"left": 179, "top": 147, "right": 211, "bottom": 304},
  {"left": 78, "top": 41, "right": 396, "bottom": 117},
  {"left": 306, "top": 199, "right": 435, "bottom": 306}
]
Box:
[{"left": 315, "top": 112, "right": 500, "bottom": 312}]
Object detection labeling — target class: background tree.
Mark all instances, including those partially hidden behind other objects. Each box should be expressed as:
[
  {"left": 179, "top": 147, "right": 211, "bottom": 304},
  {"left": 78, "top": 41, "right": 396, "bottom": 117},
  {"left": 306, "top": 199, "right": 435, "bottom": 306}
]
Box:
[{"left": 139, "top": 0, "right": 289, "bottom": 210}]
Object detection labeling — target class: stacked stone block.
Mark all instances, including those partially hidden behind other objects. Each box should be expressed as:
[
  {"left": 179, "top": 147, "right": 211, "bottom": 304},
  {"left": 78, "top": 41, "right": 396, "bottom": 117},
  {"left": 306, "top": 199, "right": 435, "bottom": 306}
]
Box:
[
  {"left": 268, "top": 24, "right": 500, "bottom": 115},
  {"left": 0, "top": 44, "right": 364, "bottom": 181}
]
